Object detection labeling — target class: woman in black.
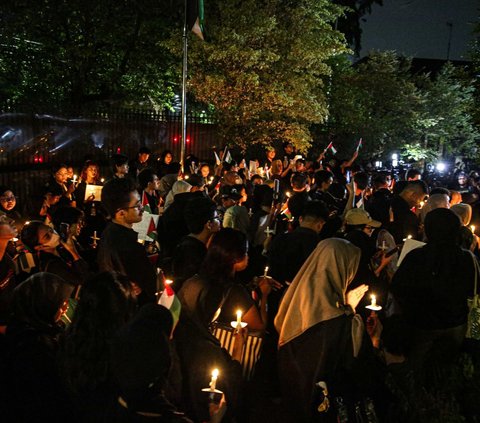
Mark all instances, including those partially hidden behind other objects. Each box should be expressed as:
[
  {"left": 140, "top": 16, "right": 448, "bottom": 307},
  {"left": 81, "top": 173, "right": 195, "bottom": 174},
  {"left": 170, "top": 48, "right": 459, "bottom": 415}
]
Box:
[
  {"left": 392, "top": 208, "right": 475, "bottom": 369},
  {"left": 1, "top": 272, "right": 74, "bottom": 422},
  {"left": 20, "top": 221, "right": 89, "bottom": 287},
  {"left": 59, "top": 271, "right": 137, "bottom": 422}
]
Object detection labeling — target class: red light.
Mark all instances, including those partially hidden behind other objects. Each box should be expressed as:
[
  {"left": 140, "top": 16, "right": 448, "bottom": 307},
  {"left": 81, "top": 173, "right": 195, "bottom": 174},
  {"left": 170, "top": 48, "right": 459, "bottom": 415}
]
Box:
[
  {"left": 34, "top": 157, "right": 38, "bottom": 163},
  {"left": 116, "top": 147, "right": 121, "bottom": 154},
  {"left": 174, "top": 137, "right": 178, "bottom": 142},
  {"left": 39, "top": 157, "right": 43, "bottom": 163},
  {"left": 186, "top": 138, "right": 190, "bottom": 143}
]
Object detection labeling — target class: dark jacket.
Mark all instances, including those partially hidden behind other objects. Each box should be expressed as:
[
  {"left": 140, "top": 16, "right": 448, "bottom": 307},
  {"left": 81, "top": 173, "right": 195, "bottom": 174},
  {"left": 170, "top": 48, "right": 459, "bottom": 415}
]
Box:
[
  {"left": 388, "top": 196, "right": 420, "bottom": 243},
  {"left": 98, "top": 222, "right": 157, "bottom": 304}
]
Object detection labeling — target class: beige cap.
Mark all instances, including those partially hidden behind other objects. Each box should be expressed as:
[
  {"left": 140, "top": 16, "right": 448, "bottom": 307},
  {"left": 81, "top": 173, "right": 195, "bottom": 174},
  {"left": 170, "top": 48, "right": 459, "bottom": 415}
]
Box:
[{"left": 345, "top": 208, "right": 381, "bottom": 228}]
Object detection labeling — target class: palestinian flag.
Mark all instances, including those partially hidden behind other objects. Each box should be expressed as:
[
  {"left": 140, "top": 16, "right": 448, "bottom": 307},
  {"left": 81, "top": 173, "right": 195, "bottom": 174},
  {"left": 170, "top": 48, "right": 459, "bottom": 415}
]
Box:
[
  {"left": 159, "top": 281, "right": 182, "bottom": 329},
  {"left": 214, "top": 151, "right": 221, "bottom": 165},
  {"left": 325, "top": 142, "right": 337, "bottom": 155},
  {"left": 187, "top": 0, "right": 205, "bottom": 40},
  {"left": 142, "top": 191, "right": 152, "bottom": 214},
  {"left": 147, "top": 216, "right": 157, "bottom": 241}
]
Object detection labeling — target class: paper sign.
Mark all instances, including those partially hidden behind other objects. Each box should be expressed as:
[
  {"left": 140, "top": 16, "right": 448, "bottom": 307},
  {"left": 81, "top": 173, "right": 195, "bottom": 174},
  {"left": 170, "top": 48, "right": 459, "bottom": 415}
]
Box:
[
  {"left": 84, "top": 184, "right": 103, "bottom": 201},
  {"left": 397, "top": 238, "right": 426, "bottom": 266},
  {"left": 249, "top": 160, "right": 258, "bottom": 175}
]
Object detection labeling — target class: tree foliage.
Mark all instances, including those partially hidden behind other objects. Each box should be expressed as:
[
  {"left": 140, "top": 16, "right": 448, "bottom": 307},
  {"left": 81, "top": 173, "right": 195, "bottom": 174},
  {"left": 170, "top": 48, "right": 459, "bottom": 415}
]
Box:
[
  {"left": 327, "top": 51, "right": 479, "bottom": 162},
  {"left": 168, "top": 0, "right": 349, "bottom": 152},
  {"left": 0, "top": 0, "right": 178, "bottom": 110}
]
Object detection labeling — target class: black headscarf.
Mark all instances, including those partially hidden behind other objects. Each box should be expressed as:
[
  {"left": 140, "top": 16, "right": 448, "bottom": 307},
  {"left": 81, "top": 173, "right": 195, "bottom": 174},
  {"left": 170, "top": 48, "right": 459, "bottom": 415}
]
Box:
[
  {"left": 12, "top": 272, "right": 74, "bottom": 333},
  {"left": 110, "top": 304, "right": 173, "bottom": 411},
  {"left": 424, "top": 208, "right": 462, "bottom": 276}
]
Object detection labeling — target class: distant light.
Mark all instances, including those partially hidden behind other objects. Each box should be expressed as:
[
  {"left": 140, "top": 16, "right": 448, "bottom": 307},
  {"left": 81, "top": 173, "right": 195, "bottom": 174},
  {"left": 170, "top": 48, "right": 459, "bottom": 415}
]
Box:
[
  {"left": 375, "top": 161, "right": 382, "bottom": 168},
  {"left": 436, "top": 162, "right": 446, "bottom": 172},
  {"left": 391, "top": 153, "right": 398, "bottom": 160}
]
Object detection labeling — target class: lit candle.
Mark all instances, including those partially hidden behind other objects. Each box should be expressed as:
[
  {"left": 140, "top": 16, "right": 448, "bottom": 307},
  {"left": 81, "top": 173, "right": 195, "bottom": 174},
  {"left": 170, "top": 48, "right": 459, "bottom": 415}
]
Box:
[
  {"left": 73, "top": 174, "right": 77, "bottom": 183},
  {"left": 236, "top": 309, "right": 242, "bottom": 327},
  {"left": 25, "top": 221, "right": 30, "bottom": 225},
  {"left": 403, "top": 235, "right": 412, "bottom": 242},
  {"left": 471, "top": 225, "right": 476, "bottom": 234},
  {"left": 165, "top": 279, "right": 173, "bottom": 286},
  {"left": 263, "top": 266, "right": 269, "bottom": 277},
  {"left": 209, "top": 176, "right": 214, "bottom": 183},
  {"left": 419, "top": 201, "right": 424, "bottom": 209},
  {"left": 209, "top": 368, "right": 219, "bottom": 392},
  {"left": 286, "top": 191, "right": 291, "bottom": 198},
  {"left": 100, "top": 178, "right": 105, "bottom": 183},
  {"left": 366, "top": 294, "right": 382, "bottom": 311},
  {"left": 11, "top": 237, "right": 18, "bottom": 242}
]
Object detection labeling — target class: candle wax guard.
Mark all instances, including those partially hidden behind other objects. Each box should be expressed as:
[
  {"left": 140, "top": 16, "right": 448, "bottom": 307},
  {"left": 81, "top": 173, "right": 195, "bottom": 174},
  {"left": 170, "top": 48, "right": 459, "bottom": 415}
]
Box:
[
  {"left": 230, "top": 321, "right": 248, "bottom": 329},
  {"left": 365, "top": 304, "right": 382, "bottom": 311}
]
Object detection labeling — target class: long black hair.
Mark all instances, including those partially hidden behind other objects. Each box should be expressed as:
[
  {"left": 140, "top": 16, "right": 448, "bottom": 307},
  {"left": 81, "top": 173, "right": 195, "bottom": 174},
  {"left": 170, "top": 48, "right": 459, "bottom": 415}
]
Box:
[{"left": 59, "top": 271, "right": 136, "bottom": 396}]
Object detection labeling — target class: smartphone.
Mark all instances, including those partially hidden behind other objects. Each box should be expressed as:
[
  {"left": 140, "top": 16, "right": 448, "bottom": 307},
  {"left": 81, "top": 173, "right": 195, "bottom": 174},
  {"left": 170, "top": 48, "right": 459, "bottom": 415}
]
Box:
[
  {"left": 346, "top": 170, "right": 351, "bottom": 183},
  {"left": 59, "top": 222, "right": 69, "bottom": 242}
]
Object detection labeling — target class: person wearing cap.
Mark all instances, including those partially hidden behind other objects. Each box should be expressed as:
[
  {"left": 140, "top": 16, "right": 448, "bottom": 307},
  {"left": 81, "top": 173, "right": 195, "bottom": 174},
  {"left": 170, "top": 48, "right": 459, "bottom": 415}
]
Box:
[
  {"left": 344, "top": 208, "right": 392, "bottom": 314},
  {"left": 221, "top": 185, "right": 250, "bottom": 235},
  {"left": 129, "top": 146, "right": 151, "bottom": 180}
]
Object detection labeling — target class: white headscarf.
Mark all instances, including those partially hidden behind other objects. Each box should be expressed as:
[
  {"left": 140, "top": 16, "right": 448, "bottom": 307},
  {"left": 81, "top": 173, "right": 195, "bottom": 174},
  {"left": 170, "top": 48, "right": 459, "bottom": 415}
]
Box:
[
  {"left": 163, "top": 180, "right": 192, "bottom": 210},
  {"left": 274, "top": 238, "right": 363, "bottom": 355},
  {"left": 451, "top": 203, "right": 472, "bottom": 226}
]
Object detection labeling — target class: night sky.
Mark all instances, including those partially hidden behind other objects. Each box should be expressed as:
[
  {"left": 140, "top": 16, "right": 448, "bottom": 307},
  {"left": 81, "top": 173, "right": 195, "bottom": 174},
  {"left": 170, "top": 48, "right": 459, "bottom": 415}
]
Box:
[{"left": 360, "top": 0, "right": 478, "bottom": 61}]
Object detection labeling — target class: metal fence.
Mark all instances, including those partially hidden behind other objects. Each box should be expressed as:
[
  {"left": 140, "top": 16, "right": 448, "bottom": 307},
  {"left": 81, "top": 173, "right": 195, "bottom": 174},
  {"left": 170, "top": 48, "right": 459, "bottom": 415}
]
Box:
[{"left": 0, "top": 107, "right": 219, "bottom": 207}]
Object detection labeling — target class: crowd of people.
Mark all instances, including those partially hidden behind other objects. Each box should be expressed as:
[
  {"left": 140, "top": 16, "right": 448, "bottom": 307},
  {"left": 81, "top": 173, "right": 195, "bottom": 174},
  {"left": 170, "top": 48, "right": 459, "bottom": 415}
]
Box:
[{"left": 0, "top": 141, "right": 480, "bottom": 422}]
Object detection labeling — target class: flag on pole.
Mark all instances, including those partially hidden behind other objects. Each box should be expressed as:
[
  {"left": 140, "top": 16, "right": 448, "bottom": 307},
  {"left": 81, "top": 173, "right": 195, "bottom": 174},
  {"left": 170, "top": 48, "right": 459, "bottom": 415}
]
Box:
[
  {"left": 214, "top": 151, "right": 221, "bottom": 166},
  {"left": 187, "top": 0, "right": 205, "bottom": 40},
  {"left": 142, "top": 191, "right": 152, "bottom": 214},
  {"left": 356, "top": 138, "right": 363, "bottom": 152},
  {"left": 324, "top": 141, "right": 337, "bottom": 155}
]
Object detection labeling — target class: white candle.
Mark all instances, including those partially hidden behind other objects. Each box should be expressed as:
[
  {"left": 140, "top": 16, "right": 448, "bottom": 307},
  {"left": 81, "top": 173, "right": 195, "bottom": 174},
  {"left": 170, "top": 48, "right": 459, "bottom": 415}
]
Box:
[
  {"left": 371, "top": 295, "right": 377, "bottom": 307},
  {"left": 471, "top": 225, "right": 476, "bottom": 234},
  {"left": 209, "top": 368, "right": 219, "bottom": 391},
  {"left": 419, "top": 201, "right": 424, "bottom": 209},
  {"left": 263, "top": 266, "right": 269, "bottom": 277},
  {"left": 286, "top": 191, "right": 291, "bottom": 198},
  {"left": 73, "top": 174, "right": 77, "bottom": 183},
  {"left": 236, "top": 310, "right": 242, "bottom": 327}
]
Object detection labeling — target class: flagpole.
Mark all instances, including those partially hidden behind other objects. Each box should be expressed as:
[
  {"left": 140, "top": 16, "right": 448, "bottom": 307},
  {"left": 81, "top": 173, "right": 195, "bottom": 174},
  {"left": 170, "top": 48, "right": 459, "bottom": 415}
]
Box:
[{"left": 180, "top": 0, "right": 188, "bottom": 174}]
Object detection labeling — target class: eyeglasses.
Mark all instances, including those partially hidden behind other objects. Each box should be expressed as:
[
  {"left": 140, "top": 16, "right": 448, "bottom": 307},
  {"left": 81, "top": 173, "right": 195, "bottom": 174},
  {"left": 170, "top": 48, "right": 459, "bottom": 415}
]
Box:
[{"left": 116, "top": 202, "right": 143, "bottom": 213}]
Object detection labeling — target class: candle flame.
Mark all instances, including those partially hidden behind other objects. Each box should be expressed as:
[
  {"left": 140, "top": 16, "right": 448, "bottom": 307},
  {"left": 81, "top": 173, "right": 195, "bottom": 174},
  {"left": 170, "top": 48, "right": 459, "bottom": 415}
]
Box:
[
  {"left": 407, "top": 235, "right": 412, "bottom": 239},
  {"left": 236, "top": 310, "right": 242, "bottom": 320},
  {"left": 471, "top": 225, "right": 476, "bottom": 234},
  {"left": 165, "top": 279, "right": 173, "bottom": 285},
  {"left": 212, "top": 368, "right": 219, "bottom": 379}
]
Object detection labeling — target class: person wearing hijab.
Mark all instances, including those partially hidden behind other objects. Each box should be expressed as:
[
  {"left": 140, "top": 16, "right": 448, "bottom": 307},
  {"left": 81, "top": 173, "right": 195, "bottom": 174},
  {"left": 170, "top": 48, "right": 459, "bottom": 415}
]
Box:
[
  {"left": 1, "top": 273, "right": 74, "bottom": 422},
  {"left": 274, "top": 238, "right": 372, "bottom": 422},
  {"left": 59, "top": 271, "right": 137, "bottom": 422},
  {"left": 451, "top": 203, "right": 478, "bottom": 251},
  {"left": 391, "top": 208, "right": 475, "bottom": 369},
  {"left": 164, "top": 180, "right": 192, "bottom": 211},
  {"left": 419, "top": 192, "right": 450, "bottom": 224},
  {"left": 108, "top": 304, "right": 196, "bottom": 422}
]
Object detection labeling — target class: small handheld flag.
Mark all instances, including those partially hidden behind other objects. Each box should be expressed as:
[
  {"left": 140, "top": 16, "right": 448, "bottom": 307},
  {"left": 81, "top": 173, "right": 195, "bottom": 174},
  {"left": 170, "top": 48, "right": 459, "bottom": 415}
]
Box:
[{"left": 356, "top": 138, "right": 363, "bottom": 152}]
